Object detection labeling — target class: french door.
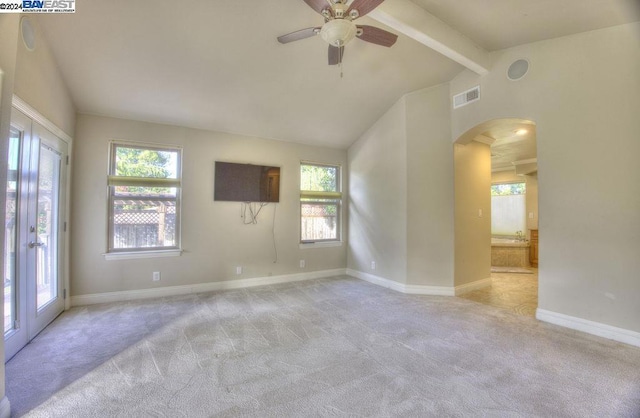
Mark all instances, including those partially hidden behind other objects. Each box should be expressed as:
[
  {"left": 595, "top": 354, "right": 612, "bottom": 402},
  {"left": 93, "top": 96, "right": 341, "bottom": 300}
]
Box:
[{"left": 4, "top": 107, "right": 68, "bottom": 361}]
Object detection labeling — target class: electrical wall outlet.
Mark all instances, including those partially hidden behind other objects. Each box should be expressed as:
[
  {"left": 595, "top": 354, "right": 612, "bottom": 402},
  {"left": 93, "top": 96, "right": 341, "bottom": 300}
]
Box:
[
  {"left": 299, "top": 259, "right": 305, "bottom": 269},
  {"left": 152, "top": 271, "right": 161, "bottom": 282},
  {"left": 371, "top": 261, "right": 376, "bottom": 270},
  {"left": 236, "top": 266, "right": 242, "bottom": 275}
]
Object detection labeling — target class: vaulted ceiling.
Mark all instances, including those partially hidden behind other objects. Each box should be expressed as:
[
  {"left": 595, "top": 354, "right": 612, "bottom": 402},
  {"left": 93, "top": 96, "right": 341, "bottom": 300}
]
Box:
[{"left": 34, "top": 0, "right": 640, "bottom": 148}]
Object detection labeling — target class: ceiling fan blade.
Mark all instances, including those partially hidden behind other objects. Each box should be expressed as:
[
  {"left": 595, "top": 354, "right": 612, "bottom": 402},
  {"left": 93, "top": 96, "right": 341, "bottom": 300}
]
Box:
[
  {"left": 277, "top": 27, "right": 321, "bottom": 44},
  {"left": 303, "top": 0, "right": 332, "bottom": 15},
  {"left": 347, "top": 0, "right": 385, "bottom": 18},
  {"left": 356, "top": 25, "right": 398, "bottom": 47},
  {"left": 328, "top": 45, "right": 344, "bottom": 65}
]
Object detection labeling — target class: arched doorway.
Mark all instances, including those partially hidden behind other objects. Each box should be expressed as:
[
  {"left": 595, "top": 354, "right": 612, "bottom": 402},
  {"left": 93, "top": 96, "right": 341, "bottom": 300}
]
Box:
[{"left": 453, "top": 118, "right": 539, "bottom": 316}]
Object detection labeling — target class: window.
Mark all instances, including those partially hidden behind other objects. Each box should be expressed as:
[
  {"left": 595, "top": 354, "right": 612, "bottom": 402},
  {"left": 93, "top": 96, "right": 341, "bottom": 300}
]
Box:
[
  {"left": 300, "top": 162, "right": 341, "bottom": 243},
  {"left": 491, "top": 182, "right": 526, "bottom": 237},
  {"left": 107, "top": 142, "right": 181, "bottom": 253}
]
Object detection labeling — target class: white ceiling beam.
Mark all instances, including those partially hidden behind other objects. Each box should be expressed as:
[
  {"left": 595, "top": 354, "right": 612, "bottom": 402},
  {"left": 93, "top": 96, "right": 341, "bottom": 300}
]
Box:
[{"left": 368, "top": 0, "right": 492, "bottom": 75}]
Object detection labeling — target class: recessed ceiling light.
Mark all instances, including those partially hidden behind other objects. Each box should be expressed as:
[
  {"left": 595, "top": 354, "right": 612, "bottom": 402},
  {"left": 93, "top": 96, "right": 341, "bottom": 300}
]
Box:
[{"left": 515, "top": 129, "right": 528, "bottom": 136}]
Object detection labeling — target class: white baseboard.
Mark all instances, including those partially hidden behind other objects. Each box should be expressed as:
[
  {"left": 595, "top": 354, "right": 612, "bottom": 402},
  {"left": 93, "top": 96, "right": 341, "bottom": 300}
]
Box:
[
  {"left": 454, "top": 277, "right": 492, "bottom": 296},
  {"left": 346, "top": 269, "right": 454, "bottom": 296},
  {"left": 71, "top": 269, "right": 347, "bottom": 306},
  {"left": 0, "top": 396, "right": 10, "bottom": 418},
  {"left": 536, "top": 309, "right": 640, "bottom": 348},
  {"left": 65, "top": 268, "right": 640, "bottom": 349}
]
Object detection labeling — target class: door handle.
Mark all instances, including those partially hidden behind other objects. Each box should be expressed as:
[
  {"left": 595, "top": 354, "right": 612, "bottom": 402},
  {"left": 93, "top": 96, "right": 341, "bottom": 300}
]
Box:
[{"left": 28, "top": 241, "right": 44, "bottom": 249}]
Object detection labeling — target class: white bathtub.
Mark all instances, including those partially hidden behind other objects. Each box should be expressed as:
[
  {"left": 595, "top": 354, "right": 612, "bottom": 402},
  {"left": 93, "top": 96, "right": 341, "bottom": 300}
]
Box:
[{"left": 491, "top": 238, "right": 529, "bottom": 247}]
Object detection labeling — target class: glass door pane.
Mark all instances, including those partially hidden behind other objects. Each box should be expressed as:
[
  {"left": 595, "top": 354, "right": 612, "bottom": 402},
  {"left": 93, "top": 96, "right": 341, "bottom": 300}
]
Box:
[
  {"left": 5, "top": 107, "right": 31, "bottom": 362},
  {"left": 5, "top": 108, "right": 67, "bottom": 360},
  {"left": 4, "top": 128, "right": 21, "bottom": 334},
  {"left": 35, "top": 145, "right": 61, "bottom": 310}
]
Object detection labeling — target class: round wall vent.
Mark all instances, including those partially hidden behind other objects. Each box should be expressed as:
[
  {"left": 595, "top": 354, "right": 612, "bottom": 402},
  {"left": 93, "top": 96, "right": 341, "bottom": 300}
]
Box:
[
  {"left": 507, "top": 59, "right": 529, "bottom": 81},
  {"left": 21, "top": 17, "right": 36, "bottom": 51}
]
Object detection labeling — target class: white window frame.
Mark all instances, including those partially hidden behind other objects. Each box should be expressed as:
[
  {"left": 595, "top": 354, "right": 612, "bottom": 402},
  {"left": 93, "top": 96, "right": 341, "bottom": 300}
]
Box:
[
  {"left": 106, "top": 141, "right": 182, "bottom": 257},
  {"left": 300, "top": 161, "right": 342, "bottom": 245}
]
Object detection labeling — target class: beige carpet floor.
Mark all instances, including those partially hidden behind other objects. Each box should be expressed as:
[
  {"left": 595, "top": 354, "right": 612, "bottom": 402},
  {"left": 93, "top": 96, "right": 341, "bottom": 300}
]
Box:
[{"left": 6, "top": 275, "right": 640, "bottom": 417}]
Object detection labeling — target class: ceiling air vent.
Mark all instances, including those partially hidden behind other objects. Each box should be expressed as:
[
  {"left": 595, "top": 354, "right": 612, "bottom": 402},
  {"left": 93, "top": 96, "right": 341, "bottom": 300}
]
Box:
[{"left": 453, "top": 86, "right": 480, "bottom": 109}]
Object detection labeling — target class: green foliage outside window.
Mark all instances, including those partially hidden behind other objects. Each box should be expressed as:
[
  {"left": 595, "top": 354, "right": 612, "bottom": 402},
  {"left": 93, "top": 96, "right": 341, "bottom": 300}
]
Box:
[
  {"left": 301, "top": 164, "right": 339, "bottom": 216},
  {"left": 300, "top": 163, "right": 340, "bottom": 237},
  {"left": 491, "top": 182, "right": 525, "bottom": 196},
  {"left": 301, "top": 164, "right": 337, "bottom": 192},
  {"left": 115, "top": 147, "right": 173, "bottom": 178},
  {"left": 114, "top": 146, "right": 177, "bottom": 197},
  {"left": 109, "top": 143, "right": 181, "bottom": 250}
]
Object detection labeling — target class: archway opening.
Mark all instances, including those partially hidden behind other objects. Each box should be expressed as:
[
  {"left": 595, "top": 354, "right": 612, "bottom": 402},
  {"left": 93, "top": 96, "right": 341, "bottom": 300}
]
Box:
[{"left": 454, "top": 118, "right": 539, "bottom": 317}]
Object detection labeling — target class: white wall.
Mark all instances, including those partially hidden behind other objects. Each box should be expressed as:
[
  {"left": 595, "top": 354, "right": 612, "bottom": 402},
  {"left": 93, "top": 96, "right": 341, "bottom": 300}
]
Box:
[
  {"left": 14, "top": 17, "right": 75, "bottom": 136},
  {"left": 405, "top": 85, "right": 455, "bottom": 287},
  {"left": 348, "top": 83, "right": 456, "bottom": 288},
  {"left": 348, "top": 98, "right": 407, "bottom": 283},
  {"left": 71, "top": 114, "right": 347, "bottom": 297},
  {"left": 451, "top": 23, "right": 640, "bottom": 333},
  {"left": 454, "top": 141, "right": 491, "bottom": 286}
]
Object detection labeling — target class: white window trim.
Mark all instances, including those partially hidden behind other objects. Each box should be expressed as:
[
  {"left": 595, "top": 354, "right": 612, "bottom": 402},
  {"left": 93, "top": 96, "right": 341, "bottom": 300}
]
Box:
[
  {"left": 106, "top": 141, "right": 183, "bottom": 255},
  {"left": 300, "top": 161, "right": 343, "bottom": 244},
  {"left": 104, "top": 249, "right": 182, "bottom": 261},
  {"left": 299, "top": 241, "right": 343, "bottom": 249}
]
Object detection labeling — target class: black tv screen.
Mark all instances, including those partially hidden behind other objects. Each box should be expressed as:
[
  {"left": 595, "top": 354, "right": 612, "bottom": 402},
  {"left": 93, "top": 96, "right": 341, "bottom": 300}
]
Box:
[{"left": 214, "top": 162, "right": 280, "bottom": 202}]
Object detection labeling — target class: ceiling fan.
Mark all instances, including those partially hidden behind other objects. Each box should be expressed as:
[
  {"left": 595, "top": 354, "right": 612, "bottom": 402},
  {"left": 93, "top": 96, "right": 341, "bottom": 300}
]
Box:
[{"left": 277, "top": 0, "right": 398, "bottom": 65}]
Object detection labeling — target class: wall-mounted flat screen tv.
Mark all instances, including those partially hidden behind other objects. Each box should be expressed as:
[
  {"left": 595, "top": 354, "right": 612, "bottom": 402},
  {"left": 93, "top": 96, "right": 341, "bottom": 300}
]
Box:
[{"left": 214, "top": 162, "right": 280, "bottom": 203}]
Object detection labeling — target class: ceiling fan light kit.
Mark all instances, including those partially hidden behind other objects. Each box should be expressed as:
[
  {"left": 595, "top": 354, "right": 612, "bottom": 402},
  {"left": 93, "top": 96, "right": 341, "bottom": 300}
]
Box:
[
  {"left": 320, "top": 19, "right": 357, "bottom": 47},
  {"left": 278, "top": 0, "right": 397, "bottom": 66}
]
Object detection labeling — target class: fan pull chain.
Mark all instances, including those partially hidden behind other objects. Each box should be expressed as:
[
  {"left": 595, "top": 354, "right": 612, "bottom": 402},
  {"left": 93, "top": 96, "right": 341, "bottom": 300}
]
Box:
[{"left": 340, "top": 47, "right": 344, "bottom": 78}]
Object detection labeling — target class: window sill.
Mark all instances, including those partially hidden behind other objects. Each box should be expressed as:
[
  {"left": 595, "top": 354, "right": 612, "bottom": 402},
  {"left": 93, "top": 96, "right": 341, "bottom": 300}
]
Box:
[
  {"left": 299, "top": 241, "right": 343, "bottom": 249},
  {"left": 104, "top": 249, "right": 182, "bottom": 261}
]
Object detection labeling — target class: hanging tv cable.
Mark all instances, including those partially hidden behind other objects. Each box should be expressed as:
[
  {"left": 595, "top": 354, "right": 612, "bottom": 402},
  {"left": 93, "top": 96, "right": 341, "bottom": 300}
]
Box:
[{"left": 240, "top": 202, "right": 268, "bottom": 225}]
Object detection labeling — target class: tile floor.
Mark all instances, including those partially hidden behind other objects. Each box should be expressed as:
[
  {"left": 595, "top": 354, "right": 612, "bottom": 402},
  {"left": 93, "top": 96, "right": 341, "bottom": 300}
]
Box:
[{"left": 458, "top": 268, "right": 538, "bottom": 316}]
